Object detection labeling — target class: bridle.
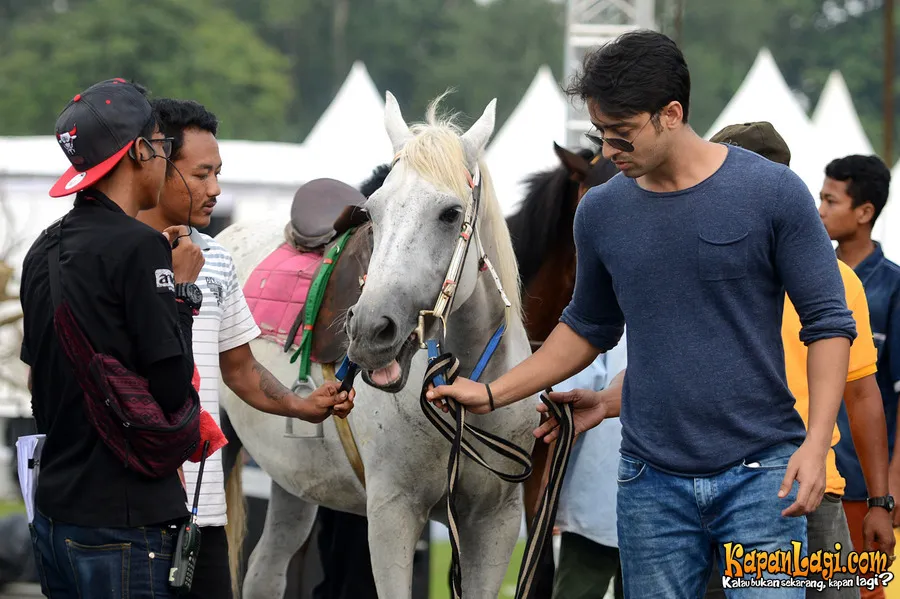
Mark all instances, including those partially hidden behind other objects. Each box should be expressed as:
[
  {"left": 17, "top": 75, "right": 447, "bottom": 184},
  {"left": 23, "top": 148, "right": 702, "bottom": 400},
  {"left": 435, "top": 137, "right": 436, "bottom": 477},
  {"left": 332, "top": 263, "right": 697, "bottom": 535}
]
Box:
[{"left": 339, "top": 152, "right": 575, "bottom": 599}]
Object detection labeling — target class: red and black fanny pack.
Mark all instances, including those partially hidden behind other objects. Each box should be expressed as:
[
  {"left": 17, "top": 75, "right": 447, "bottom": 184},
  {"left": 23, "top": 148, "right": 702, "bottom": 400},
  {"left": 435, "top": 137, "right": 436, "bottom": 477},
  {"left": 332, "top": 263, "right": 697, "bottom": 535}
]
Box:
[{"left": 46, "top": 217, "right": 200, "bottom": 478}]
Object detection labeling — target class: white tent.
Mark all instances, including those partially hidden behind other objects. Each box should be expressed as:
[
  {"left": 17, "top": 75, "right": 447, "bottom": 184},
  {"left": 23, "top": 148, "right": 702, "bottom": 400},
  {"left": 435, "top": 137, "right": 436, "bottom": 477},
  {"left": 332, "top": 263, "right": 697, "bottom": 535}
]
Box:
[
  {"left": 302, "top": 61, "right": 393, "bottom": 187},
  {"left": 812, "top": 71, "right": 874, "bottom": 161},
  {"left": 705, "top": 48, "right": 828, "bottom": 197},
  {"left": 486, "top": 65, "right": 567, "bottom": 216}
]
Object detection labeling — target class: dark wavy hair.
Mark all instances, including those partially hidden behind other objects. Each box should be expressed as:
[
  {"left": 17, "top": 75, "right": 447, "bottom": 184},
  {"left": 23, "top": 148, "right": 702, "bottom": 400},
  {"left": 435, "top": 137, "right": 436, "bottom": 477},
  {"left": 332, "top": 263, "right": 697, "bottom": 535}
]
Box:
[{"left": 565, "top": 30, "right": 691, "bottom": 124}]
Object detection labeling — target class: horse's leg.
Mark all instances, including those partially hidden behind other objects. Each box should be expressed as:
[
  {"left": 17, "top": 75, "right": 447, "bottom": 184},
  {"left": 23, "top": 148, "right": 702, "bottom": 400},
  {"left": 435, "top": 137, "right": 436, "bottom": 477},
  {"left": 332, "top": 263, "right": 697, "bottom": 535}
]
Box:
[
  {"left": 458, "top": 490, "right": 523, "bottom": 599},
  {"left": 243, "top": 480, "right": 318, "bottom": 599},
  {"left": 366, "top": 483, "right": 429, "bottom": 599}
]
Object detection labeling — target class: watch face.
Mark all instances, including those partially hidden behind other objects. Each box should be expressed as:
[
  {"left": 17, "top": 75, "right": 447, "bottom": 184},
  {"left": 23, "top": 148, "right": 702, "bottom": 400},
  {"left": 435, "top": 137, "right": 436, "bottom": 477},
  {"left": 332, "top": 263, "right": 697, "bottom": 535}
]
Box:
[{"left": 187, "top": 284, "right": 202, "bottom": 305}]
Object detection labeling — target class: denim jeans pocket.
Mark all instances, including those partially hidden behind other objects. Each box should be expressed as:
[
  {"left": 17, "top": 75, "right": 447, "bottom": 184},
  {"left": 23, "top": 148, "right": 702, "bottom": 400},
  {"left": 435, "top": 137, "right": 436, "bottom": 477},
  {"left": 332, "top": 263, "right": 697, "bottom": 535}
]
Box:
[
  {"left": 28, "top": 523, "right": 51, "bottom": 596},
  {"left": 65, "top": 538, "right": 130, "bottom": 598},
  {"left": 157, "top": 527, "right": 175, "bottom": 559},
  {"left": 617, "top": 455, "right": 647, "bottom": 484},
  {"left": 741, "top": 443, "right": 796, "bottom": 470}
]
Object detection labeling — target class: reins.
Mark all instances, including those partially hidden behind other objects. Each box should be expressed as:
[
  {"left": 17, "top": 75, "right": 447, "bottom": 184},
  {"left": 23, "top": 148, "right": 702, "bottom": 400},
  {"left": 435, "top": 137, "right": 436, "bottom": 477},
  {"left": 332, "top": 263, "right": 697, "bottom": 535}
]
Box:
[{"left": 338, "top": 154, "right": 575, "bottom": 599}]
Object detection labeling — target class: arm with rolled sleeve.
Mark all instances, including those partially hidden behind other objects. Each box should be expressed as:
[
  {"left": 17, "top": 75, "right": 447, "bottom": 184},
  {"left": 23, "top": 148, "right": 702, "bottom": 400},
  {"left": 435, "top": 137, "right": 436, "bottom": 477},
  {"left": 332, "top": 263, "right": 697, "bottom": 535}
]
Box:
[
  {"left": 773, "top": 168, "right": 855, "bottom": 454},
  {"left": 558, "top": 198, "right": 625, "bottom": 352},
  {"left": 773, "top": 169, "right": 857, "bottom": 345},
  {"left": 121, "top": 233, "right": 196, "bottom": 414}
]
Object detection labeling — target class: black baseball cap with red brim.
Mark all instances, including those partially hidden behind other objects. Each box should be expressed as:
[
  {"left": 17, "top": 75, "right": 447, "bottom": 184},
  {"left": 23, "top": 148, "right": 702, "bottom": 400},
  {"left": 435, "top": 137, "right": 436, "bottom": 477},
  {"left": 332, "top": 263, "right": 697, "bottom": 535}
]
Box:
[{"left": 49, "top": 78, "right": 154, "bottom": 198}]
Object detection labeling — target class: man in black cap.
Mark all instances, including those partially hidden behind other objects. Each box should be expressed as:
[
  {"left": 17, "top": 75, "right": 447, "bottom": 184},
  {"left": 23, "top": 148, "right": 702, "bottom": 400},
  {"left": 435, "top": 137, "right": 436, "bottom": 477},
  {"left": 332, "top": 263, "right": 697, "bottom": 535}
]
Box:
[{"left": 20, "top": 78, "right": 206, "bottom": 597}]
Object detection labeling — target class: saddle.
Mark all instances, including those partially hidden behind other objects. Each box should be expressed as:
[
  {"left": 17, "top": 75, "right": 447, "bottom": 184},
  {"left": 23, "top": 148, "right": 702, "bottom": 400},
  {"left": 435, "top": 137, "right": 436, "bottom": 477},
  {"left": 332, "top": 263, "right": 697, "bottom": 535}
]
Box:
[
  {"left": 246, "top": 177, "right": 373, "bottom": 374},
  {"left": 284, "top": 178, "right": 370, "bottom": 251},
  {"left": 306, "top": 221, "right": 373, "bottom": 364}
]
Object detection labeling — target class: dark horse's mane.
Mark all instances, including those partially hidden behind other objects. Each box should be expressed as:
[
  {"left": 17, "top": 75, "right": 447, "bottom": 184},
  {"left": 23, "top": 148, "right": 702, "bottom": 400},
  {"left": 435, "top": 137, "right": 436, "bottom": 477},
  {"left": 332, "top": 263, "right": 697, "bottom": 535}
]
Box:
[
  {"left": 359, "top": 164, "right": 392, "bottom": 198},
  {"left": 506, "top": 149, "right": 594, "bottom": 289}
]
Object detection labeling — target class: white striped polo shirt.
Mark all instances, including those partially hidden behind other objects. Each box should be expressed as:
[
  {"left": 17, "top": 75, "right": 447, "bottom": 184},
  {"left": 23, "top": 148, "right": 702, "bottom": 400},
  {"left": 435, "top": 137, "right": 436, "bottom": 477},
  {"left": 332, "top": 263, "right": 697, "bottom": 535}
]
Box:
[{"left": 182, "top": 231, "right": 260, "bottom": 527}]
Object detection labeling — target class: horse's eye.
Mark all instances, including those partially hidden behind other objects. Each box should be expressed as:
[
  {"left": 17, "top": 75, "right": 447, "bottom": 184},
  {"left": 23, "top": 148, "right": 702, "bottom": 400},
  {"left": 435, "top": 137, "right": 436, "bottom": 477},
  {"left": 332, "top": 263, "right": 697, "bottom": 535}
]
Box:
[{"left": 440, "top": 208, "right": 461, "bottom": 224}]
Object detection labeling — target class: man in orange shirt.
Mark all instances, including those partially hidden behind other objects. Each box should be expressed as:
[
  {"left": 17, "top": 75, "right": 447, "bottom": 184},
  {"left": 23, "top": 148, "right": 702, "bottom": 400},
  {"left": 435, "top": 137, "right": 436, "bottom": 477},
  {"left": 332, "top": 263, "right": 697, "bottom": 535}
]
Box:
[{"left": 536, "top": 122, "right": 896, "bottom": 598}]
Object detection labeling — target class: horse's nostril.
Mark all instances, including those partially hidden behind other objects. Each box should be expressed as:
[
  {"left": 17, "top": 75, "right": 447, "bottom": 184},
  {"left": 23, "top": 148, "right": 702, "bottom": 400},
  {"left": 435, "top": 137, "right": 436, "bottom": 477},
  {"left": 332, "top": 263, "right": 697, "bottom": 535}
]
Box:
[
  {"left": 374, "top": 316, "right": 397, "bottom": 344},
  {"left": 347, "top": 308, "right": 354, "bottom": 322}
]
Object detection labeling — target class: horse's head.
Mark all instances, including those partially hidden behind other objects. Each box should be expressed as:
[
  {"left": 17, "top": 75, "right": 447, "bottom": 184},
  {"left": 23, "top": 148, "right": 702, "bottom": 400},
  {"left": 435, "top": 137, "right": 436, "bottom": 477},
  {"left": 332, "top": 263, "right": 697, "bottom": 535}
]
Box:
[
  {"left": 345, "top": 92, "right": 519, "bottom": 392},
  {"left": 553, "top": 142, "right": 619, "bottom": 207}
]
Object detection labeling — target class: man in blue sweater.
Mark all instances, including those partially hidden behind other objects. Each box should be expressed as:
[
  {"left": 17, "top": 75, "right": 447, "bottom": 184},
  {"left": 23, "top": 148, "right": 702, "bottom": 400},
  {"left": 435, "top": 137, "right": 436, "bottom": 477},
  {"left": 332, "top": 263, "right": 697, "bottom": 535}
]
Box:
[{"left": 427, "top": 30, "right": 857, "bottom": 597}]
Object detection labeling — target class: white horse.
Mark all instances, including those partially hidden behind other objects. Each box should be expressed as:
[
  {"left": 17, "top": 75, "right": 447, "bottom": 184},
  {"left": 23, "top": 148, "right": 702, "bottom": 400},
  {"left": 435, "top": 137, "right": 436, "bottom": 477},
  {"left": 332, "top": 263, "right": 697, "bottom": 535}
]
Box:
[{"left": 218, "top": 91, "right": 540, "bottom": 599}]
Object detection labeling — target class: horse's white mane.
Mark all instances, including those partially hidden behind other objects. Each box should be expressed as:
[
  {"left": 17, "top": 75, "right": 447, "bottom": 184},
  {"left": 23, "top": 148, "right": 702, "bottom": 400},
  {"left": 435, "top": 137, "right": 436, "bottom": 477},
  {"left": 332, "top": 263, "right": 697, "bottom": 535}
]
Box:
[{"left": 397, "top": 93, "right": 523, "bottom": 322}]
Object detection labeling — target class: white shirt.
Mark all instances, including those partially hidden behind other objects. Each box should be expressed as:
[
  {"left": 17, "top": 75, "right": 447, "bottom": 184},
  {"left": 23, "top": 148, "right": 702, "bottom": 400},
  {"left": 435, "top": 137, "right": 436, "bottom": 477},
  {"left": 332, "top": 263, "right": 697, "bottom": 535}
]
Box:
[
  {"left": 554, "top": 331, "right": 628, "bottom": 548},
  {"left": 183, "top": 232, "right": 260, "bottom": 527}
]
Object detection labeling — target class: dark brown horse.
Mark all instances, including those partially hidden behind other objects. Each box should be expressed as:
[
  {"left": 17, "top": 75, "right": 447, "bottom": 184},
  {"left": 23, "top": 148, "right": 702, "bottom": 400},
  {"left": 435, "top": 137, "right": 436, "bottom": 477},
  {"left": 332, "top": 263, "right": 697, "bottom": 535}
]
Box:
[{"left": 508, "top": 143, "right": 619, "bottom": 350}]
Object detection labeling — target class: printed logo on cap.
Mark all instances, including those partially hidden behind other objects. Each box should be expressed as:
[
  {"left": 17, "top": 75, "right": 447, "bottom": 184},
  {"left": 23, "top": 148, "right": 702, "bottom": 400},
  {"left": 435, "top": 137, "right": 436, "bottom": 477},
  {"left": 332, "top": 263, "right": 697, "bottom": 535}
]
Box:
[
  {"left": 64, "top": 172, "right": 87, "bottom": 191},
  {"left": 57, "top": 125, "right": 78, "bottom": 155}
]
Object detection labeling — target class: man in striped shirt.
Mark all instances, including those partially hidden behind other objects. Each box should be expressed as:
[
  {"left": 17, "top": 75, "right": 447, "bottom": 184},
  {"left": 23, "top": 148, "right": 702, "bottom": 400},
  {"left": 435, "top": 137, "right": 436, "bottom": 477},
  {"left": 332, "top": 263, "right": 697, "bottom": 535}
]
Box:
[{"left": 138, "top": 98, "right": 354, "bottom": 599}]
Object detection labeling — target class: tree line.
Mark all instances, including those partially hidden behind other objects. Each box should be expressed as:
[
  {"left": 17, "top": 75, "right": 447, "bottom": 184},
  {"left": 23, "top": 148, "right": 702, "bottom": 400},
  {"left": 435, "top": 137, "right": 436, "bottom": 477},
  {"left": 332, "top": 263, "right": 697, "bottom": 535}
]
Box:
[{"left": 0, "top": 0, "right": 896, "bottom": 162}]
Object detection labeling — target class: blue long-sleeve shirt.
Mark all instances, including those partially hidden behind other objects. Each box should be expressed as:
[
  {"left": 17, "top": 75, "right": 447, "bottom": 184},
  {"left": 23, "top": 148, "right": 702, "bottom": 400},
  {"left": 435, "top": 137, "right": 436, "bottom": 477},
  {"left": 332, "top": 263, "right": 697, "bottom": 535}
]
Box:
[{"left": 559, "top": 145, "right": 857, "bottom": 476}]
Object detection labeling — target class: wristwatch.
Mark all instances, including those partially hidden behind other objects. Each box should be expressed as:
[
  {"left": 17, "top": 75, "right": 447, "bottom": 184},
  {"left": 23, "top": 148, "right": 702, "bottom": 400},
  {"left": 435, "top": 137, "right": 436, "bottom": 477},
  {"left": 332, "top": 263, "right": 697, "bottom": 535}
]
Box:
[
  {"left": 174, "top": 282, "right": 203, "bottom": 313},
  {"left": 867, "top": 495, "right": 895, "bottom": 512}
]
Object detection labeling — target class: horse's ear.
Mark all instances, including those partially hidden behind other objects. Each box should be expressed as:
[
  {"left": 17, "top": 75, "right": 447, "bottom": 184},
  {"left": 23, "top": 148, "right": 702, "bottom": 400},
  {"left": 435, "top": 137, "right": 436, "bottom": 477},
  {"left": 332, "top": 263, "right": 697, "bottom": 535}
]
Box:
[
  {"left": 554, "top": 142, "right": 590, "bottom": 182},
  {"left": 384, "top": 91, "right": 412, "bottom": 154},
  {"left": 460, "top": 99, "right": 496, "bottom": 172}
]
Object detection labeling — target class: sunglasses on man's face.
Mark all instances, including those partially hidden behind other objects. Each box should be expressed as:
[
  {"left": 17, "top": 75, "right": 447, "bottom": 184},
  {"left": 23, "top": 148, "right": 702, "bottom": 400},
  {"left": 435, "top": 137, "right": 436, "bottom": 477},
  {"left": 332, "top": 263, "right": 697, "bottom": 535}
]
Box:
[
  {"left": 584, "top": 132, "right": 635, "bottom": 153},
  {"left": 584, "top": 114, "right": 656, "bottom": 154}
]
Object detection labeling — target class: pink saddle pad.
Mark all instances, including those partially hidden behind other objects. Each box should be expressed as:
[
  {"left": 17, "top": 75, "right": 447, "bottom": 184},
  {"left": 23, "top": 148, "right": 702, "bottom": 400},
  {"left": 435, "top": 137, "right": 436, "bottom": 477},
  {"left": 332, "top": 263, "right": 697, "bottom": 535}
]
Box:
[{"left": 243, "top": 243, "right": 323, "bottom": 349}]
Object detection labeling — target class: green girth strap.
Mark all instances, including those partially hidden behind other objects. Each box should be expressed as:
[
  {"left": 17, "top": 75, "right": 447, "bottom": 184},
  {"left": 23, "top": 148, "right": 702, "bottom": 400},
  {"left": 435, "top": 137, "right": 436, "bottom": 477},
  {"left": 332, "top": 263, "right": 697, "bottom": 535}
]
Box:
[{"left": 290, "top": 228, "right": 356, "bottom": 380}]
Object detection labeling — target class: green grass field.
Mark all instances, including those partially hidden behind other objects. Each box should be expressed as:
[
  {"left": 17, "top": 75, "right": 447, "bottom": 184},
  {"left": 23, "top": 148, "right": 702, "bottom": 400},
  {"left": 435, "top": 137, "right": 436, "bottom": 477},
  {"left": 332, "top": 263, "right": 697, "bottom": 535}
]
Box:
[
  {"left": 0, "top": 499, "right": 24, "bottom": 518},
  {"left": 429, "top": 540, "right": 525, "bottom": 599}
]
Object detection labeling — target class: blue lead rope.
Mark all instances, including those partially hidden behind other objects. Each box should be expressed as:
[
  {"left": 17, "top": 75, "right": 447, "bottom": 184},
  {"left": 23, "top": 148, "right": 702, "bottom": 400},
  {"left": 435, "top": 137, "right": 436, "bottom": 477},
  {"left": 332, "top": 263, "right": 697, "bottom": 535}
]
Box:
[
  {"left": 426, "top": 339, "right": 446, "bottom": 387},
  {"left": 470, "top": 323, "right": 505, "bottom": 382}
]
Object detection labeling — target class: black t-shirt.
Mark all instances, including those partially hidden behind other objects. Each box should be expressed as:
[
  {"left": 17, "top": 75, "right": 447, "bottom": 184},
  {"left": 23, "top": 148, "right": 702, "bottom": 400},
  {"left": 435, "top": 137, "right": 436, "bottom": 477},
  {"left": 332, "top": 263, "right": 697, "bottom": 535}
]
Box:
[{"left": 20, "top": 190, "right": 193, "bottom": 527}]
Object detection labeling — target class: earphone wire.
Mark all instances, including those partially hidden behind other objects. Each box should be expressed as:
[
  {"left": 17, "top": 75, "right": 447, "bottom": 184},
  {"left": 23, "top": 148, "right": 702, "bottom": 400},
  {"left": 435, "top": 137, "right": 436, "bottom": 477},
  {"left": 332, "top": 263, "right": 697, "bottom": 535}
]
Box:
[
  {"left": 162, "top": 156, "right": 194, "bottom": 247},
  {"left": 137, "top": 136, "right": 195, "bottom": 247}
]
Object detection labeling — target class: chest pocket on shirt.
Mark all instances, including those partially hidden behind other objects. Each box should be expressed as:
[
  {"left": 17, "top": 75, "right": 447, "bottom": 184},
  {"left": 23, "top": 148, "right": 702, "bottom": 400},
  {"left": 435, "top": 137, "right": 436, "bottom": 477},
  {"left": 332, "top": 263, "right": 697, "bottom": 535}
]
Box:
[{"left": 698, "top": 229, "right": 749, "bottom": 281}]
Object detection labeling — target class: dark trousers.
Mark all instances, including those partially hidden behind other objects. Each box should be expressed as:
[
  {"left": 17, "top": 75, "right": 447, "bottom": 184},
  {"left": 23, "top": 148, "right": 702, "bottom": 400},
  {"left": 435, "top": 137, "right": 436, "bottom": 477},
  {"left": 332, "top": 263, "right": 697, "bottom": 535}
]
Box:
[
  {"left": 552, "top": 532, "right": 623, "bottom": 599},
  {"left": 312, "top": 507, "right": 378, "bottom": 599},
  {"left": 31, "top": 510, "right": 178, "bottom": 598},
  {"left": 185, "top": 525, "right": 232, "bottom": 599}
]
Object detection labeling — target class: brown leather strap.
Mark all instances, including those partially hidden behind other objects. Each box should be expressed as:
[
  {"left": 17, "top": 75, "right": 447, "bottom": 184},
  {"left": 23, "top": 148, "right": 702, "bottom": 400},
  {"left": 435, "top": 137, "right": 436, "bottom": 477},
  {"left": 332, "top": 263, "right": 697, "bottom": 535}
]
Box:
[{"left": 322, "top": 363, "right": 366, "bottom": 488}]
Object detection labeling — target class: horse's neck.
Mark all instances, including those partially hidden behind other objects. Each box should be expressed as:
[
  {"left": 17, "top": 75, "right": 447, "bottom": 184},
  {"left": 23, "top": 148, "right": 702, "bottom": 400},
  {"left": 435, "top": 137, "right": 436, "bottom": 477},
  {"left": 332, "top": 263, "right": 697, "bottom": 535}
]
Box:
[
  {"left": 521, "top": 242, "right": 576, "bottom": 345},
  {"left": 444, "top": 224, "right": 522, "bottom": 378}
]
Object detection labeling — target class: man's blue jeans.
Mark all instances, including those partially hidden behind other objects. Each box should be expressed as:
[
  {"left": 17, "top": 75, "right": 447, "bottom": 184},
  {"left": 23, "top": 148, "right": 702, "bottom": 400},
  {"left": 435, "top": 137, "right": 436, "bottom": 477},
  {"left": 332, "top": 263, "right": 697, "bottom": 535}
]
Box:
[
  {"left": 617, "top": 441, "right": 808, "bottom": 598},
  {"left": 30, "top": 510, "right": 179, "bottom": 598}
]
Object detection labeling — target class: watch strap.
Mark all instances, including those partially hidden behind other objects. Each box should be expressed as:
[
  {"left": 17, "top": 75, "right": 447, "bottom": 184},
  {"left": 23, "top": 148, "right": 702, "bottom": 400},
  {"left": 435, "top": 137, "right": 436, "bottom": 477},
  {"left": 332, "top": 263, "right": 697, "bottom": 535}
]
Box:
[{"left": 867, "top": 496, "right": 895, "bottom": 510}]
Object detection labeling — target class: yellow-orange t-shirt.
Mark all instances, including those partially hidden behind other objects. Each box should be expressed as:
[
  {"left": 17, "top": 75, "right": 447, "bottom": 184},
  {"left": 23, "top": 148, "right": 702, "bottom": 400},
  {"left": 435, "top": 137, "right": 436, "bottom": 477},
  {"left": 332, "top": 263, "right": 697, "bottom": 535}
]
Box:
[{"left": 783, "top": 260, "right": 878, "bottom": 496}]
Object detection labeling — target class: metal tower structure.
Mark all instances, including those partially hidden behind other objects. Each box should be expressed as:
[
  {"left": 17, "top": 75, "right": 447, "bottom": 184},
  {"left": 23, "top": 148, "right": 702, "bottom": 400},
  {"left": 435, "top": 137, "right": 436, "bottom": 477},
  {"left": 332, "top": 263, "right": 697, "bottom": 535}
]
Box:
[{"left": 564, "top": 0, "right": 657, "bottom": 148}]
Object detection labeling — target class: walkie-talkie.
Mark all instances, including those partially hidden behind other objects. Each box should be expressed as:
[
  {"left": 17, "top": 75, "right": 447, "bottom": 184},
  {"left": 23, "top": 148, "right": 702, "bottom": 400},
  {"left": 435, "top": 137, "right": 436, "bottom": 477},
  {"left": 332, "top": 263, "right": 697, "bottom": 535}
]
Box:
[{"left": 169, "top": 440, "right": 209, "bottom": 594}]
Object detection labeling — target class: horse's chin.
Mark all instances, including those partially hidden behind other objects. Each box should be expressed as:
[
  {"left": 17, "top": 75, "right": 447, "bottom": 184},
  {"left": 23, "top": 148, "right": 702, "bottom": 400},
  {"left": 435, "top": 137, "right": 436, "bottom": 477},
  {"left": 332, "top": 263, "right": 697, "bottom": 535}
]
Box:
[{"left": 355, "top": 334, "right": 418, "bottom": 393}]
